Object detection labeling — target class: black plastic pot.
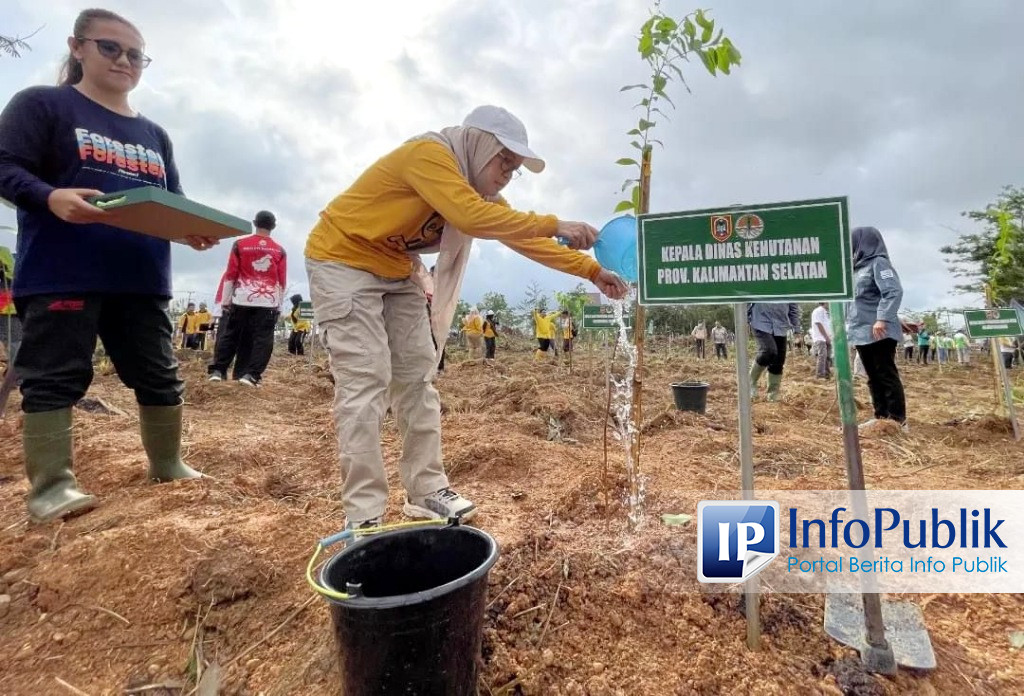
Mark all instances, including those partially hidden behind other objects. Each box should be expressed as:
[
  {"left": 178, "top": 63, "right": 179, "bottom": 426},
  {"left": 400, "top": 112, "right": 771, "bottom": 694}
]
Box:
[
  {"left": 671, "top": 380, "right": 709, "bottom": 413},
  {"left": 319, "top": 525, "right": 500, "bottom": 696}
]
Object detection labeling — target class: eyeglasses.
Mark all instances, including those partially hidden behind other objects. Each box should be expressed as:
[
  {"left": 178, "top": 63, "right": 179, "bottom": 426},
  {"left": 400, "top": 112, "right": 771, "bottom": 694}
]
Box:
[
  {"left": 76, "top": 37, "right": 152, "bottom": 69},
  {"left": 498, "top": 152, "right": 523, "bottom": 180}
]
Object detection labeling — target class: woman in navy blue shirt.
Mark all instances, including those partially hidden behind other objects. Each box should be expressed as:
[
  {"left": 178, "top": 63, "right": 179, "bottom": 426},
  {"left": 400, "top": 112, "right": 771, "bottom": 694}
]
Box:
[{"left": 0, "top": 9, "right": 217, "bottom": 522}]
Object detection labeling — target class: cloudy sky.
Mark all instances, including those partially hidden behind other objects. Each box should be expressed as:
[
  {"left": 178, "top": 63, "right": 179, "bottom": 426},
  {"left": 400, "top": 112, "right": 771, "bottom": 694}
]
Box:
[{"left": 2, "top": 0, "right": 1021, "bottom": 315}]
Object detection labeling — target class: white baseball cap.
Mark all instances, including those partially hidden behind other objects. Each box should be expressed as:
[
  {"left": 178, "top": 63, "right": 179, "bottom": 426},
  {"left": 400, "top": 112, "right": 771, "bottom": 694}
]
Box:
[{"left": 462, "top": 105, "right": 545, "bottom": 173}]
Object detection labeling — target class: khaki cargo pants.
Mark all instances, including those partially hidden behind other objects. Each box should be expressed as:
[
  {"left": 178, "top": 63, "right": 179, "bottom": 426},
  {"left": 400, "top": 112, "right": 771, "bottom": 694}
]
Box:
[{"left": 306, "top": 259, "right": 449, "bottom": 522}]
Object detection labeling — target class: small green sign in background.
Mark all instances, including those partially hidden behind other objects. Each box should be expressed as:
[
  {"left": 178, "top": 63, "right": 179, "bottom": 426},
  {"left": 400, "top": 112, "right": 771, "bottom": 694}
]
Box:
[
  {"left": 638, "top": 197, "right": 852, "bottom": 305},
  {"left": 963, "top": 309, "right": 1022, "bottom": 339},
  {"left": 582, "top": 304, "right": 632, "bottom": 330},
  {"left": 298, "top": 301, "right": 315, "bottom": 320}
]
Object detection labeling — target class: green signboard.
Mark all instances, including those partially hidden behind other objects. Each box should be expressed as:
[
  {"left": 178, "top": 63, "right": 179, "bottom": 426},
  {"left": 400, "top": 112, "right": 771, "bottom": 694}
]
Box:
[
  {"left": 963, "top": 309, "right": 1022, "bottom": 339},
  {"left": 298, "top": 301, "right": 315, "bottom": 320},
  {"left": 582, "top": 304, "right": 632, "bottom": 330},
  {"left": 637, "top": 197, "right": 852, "bottom": 305}
]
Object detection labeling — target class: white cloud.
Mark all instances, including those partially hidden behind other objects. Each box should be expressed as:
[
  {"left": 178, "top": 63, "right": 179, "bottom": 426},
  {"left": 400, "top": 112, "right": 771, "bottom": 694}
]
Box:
[{"left": 3, "top": 0, "right": 1021, "bottom": 313}]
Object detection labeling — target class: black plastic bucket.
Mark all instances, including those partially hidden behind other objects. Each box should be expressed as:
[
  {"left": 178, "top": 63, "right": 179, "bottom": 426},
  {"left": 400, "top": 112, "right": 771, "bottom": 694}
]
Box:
[
  {"left": 671, "top": 381, "right": 709, "bottom": 413},
  {"left": 319, "top": 525, "right": 500, "bottom": 696}
]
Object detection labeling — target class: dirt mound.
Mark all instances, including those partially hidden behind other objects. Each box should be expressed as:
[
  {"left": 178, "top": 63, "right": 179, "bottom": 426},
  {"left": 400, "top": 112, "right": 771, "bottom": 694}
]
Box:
[{"left": 1, "top": 345, "right": 1022, "bottom": 694}]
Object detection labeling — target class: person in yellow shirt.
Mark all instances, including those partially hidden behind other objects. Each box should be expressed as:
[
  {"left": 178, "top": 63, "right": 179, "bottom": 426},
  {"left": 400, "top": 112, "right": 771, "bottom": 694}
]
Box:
[
  {"left": 304, "top": 105, "right": 628, "bottom": 530},
  {"left": 559, "top": 309, "right": 577, "bottom": 357},
  {"left": 287, "top": 294, "right": 312, "bottom": 355},
  {"left": 178, "top": 303, "right": 201, "bottom": 350},
  {"left": 462, "top": 306, "right": 484, "bottom": 360},
  {"left": 482, "top": 310, "right": 499, "bottom": 360},
  {"left": 533, "top": 307, "right": 561, "bottom": 360},
  {"left": 194, "top": 302, "right": 213, "bottom": 350}
]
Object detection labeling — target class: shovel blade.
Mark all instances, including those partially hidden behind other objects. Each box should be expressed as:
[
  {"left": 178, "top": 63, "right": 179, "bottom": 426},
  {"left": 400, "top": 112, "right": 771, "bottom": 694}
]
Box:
[{"left": 824, "top": 593, "right": 936, "bottom": 670}]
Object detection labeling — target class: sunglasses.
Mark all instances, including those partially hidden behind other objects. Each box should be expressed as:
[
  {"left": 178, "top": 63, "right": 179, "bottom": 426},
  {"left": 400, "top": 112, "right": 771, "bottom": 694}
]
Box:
[{"left": 76, "top": 37, "right": 152, "bottom": 69}]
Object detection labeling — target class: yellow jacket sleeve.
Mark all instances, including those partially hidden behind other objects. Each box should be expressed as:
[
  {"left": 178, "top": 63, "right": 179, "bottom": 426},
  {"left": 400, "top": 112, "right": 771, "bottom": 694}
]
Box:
[
  {"left": 502, "top": 237, "right": 602, "bottom": 282},
  {"left": 402, "top": 142, "right": 559, "bottom": 241}
]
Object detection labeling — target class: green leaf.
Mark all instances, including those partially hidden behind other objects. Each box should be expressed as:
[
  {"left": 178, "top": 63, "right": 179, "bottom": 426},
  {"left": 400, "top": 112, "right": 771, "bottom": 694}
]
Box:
[
  {"left": 724, "top": 38, "right": 743, "bottom": 64},
  {"left": 630, "top": 140, "right": 642, "bottom": 151},
  {"left": 711, "top": 28, "right": 724, "bottom": 45},
  {"left": 661, "top": 513, "right": 693, "bottom": 526},
  {"left": 716, "top": 45, "right": 732, "bottom": 74},
  {"left": 699, "top": 50, "right": 717, "bottom": 75},
  {"left": 614, "top": 200, "right": 636, "bottom": 213},
  {"left": 683, "top": 17, "right": 696, "bottom": 38},
  {"left": 631, "top": 185, "right": 640, "bottom": 208},
  {"left": 695, "top": 9, "right": 712, "bottom": 30},
  {"left": 638, "top": 119, "right": 655, "bottom": 131},
  {"left": 621, "top": 178, "right": 637, "bottom": 192},
  {"left": 655, "top": 17, "right": 677, "bottom": 32},
  {"left": 627, "top": 128, "right": 642, "bottom": 136},
  {"left": 619, "top": 83, "right": 649, "bottom": 92},
  {"left": 616, "top": 158, "right": 639, "bottom": 166},
  {"left": 701, "top": 21, "right": 714, "bottom": 44},
  {"left": 639, "top": 34, "right": 653, "bottom": 55},
  {"left": 653, "top": 74, "right": 667, "bottom": 93}
]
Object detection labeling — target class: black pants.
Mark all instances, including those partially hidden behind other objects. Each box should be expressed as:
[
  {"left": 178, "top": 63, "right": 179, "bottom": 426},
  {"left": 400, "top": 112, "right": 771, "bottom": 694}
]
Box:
[
  {"left": 695, "top": 338, "right": 705, "bottom": 358},
  {"left": 209, "top": 305, "right": 278, "bottom": 380},
  {"left": 484, "top": 336, "right": 496, "bottom": 359},
  {"left": 904, "top": 346, "right": 913, "bottom": 361},
  {"left": 715, "top": 342, "right": 727, "bottom": 359},
  {"left": 288, "top": 330, "right": 307, "bottom": 355},
  {"left": 856, "top": 338, "right": 906, "bottom": 422},
  {"left": 14, "top": 293, "right": 183, "bottom": 414},
  {"left": 1003, "top": 352, "right": 1014, "bottom": 370},
  {"left": 753, "top": 330, "right": 788, "bottom": 374},
  {"left": 537, "top": 338, "right": 552, "bottom": 352},
  {"left": 918, "top": 346, "right": 929, "bottom": 364}
]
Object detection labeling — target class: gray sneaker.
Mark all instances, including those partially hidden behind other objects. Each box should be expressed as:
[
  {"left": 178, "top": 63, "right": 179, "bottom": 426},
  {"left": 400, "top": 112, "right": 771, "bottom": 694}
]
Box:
[
  {"left": 404, "top": 487, "right": 477, "bottom": 521},
  {"left": 239, "top": 374, "right": 260, "bottom": 388},
  {"left": 208, "top": 371, "right": 225, "bottom": 382}
]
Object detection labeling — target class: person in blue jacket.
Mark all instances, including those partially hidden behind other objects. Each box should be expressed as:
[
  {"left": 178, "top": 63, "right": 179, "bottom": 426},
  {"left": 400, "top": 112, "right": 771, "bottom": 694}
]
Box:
[
  {"left": 0, "top": 8, "right": 217, "bottom": 523},
  {"left": 846, "top": 226, "right": 907, "bottom": 430},
  {"left": 748, "top": 302, "right": 800, "bottom": 401}
]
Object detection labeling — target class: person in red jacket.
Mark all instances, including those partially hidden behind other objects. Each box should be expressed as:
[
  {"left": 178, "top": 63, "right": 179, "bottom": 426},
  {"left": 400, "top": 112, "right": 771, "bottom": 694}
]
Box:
[{"left": 207, "top": 210, "right": 286, "bottom": 387}]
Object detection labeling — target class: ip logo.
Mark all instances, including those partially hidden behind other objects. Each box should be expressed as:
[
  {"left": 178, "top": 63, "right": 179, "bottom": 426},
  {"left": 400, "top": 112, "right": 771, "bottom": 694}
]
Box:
[{"left": 698, "top": 501, "right": 780, "bottom": 583}]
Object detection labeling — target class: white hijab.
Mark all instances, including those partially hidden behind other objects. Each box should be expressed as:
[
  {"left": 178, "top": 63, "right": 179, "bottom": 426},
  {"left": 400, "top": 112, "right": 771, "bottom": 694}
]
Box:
[{"left": 406, "top": 127, "right": 503, "bottom": 359}]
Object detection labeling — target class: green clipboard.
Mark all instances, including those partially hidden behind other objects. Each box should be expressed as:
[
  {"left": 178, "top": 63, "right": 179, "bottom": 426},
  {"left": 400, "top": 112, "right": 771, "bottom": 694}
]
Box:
[{"left": 89, "top": 188, "right": 251, "bottom": 243}]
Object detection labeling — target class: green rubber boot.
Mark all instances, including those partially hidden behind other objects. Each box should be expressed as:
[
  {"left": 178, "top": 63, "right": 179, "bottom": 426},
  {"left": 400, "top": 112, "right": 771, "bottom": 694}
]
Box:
[
  {"left": 139, "top": 404, "right": 204, "bottom": 482},
  {"left": 749, "top": 363, "right": 767, "bottom": 400},
  {"left": 23, "top": 408, "right": 97, "bottom": 523},
  {"left": 766, "top": 372, "right": 783, "bottom": 402}
]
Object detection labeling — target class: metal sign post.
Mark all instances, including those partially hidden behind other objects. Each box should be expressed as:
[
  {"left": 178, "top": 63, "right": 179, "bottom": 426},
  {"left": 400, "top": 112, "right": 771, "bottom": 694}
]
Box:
[{"left": 733, "top": 302, "right": 759, "bottom": 649}]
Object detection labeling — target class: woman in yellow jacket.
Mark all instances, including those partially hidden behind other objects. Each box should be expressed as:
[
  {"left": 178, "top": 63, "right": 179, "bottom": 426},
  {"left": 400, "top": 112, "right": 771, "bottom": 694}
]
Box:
[
  {"left": 532, "top": 307, "right": 560, "bottom": 360},
  {"left": 305, "top": 105, "right": 627, "bottom": 530},
  {"left": 462, "top": 306, "right": 484, "bottom": 360},
  {"left": 482, "top": 311, "right": 499, "bottom": 360},
  {"left": 287, "top": 293, "right": 312, "bottom": 355}
]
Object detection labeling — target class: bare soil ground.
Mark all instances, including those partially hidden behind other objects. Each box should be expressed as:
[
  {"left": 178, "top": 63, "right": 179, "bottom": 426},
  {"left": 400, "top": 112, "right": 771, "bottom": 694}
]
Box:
[{"left": 1, "top": 340, "right": 1022, "bottom": 695}]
